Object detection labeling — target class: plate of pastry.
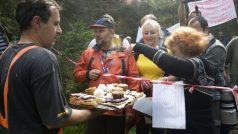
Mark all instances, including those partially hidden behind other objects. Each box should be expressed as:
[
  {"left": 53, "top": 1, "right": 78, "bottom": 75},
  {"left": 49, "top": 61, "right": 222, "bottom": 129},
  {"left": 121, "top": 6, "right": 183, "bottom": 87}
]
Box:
[{"left": 69, "top": 84, "right": 145, "bottom": 110}]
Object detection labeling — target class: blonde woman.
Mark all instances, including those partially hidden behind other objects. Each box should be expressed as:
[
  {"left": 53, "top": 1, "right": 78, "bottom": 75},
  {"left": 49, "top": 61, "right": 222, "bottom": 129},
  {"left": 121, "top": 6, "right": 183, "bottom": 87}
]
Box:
[
  {"left": 137, "top": 19, "right": 169, "bottom": 98},
  {"left": 135, "top": 19, "right": 169, "bottom": 134}
]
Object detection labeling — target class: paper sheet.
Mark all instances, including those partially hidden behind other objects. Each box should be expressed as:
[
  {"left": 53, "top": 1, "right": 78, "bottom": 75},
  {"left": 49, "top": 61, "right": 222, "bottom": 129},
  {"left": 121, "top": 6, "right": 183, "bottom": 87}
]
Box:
[
  {"left": 152, "top": 81, "right": 186, "bottom": 129},
  {"left": 133, "top": 97, "right": 152, "bottom": 116}
]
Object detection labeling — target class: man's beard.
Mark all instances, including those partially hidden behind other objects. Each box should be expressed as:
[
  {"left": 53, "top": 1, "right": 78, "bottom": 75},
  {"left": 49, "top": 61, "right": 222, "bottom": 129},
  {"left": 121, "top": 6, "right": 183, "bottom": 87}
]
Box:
[{"left": 96, "top": 39, "right": 106, "bottom": 46}]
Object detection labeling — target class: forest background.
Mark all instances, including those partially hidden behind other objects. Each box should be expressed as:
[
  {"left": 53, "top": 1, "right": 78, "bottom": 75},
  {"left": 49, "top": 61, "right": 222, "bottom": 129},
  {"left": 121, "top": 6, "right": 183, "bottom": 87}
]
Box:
[{"left": 1, "top": 0, "right": 238, "bottom": 133}]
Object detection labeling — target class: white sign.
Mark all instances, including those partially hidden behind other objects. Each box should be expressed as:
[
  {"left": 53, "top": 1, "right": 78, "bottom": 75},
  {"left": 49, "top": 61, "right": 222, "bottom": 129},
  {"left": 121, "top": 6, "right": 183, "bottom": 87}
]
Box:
[
  {"left": 188, "top": 0, "right": 237, "bottom": 27},
  {"left": 136, "top": 27, "right": 142, "bottom": 42},
  {"left": 152, "top": 81, "right": 186, "bottom": 129},
  {"left": 167, "top": 23, "right": 180, "bottom": 33}
]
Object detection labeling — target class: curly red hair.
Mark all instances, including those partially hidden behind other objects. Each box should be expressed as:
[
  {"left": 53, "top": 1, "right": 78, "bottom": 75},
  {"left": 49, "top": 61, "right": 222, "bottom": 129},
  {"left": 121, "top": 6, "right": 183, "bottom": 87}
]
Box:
[{"left": 165, "top": 27, "right": 208, "bottom": 58}]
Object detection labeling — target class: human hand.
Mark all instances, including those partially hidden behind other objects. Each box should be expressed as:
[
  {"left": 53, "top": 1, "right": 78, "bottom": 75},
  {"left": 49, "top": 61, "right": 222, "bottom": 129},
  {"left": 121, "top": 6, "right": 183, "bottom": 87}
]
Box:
[
  {"left": 125, "top": 43, "right": 136, "bottom": 55},
  {"left": 141, "top": 80, "right": 152, "bottom": 90},
  {"left": 89, "top": 69, "right": 101, "bottom": 80},
  {"left": 160, "top": 77, "right": 168, "bottom": 81},
  {"left": 130, "top": 43, "right": 136, "bottom": 48}
]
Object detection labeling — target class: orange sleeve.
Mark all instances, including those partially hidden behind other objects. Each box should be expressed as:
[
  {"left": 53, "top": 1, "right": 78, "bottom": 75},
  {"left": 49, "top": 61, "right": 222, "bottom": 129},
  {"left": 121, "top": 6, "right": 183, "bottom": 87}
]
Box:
[
  {"left": 73, "top": 50, "right": 89, "bottom": 83},
  {"left": 126, "top": 54, "right": 140, "bottom": 91}
]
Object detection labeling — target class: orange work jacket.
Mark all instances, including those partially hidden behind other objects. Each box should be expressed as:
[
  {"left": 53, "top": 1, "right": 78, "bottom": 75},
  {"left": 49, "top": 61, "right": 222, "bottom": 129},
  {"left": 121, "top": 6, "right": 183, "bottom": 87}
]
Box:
[{"left": 74, "top": 46, "right": 140, "bottom": 116}]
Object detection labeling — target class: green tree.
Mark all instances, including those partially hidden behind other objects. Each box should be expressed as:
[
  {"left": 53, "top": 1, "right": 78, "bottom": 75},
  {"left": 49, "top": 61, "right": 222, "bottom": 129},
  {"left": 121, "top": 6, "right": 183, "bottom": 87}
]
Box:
[
  {"left": 55, "top": 20, "right": 94, "bottom": 98},
  {"left": 1, "top": 0, "right": 238, "bottom": 133},
  {"left": 0, "top": 0, "right": 18, "bottom": 38}
]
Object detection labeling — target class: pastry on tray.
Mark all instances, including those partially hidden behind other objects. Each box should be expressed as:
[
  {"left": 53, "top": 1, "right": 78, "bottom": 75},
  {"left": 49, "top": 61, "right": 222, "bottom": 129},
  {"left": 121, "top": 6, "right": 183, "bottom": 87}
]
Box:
[
  {"left": 70, "top": 93, "right": 97, "bottom": 106},
  {"left": 69, "top": 84, "right": 145, "bottom": 110},
  {"left": 117, "top": 84, "right": 128, "bottom": 91},
  {"left": 85, "top": 87, "right": 96, "bottom": 95},
  {"left": 111, "top": 91, "right": 124, "bottom": 99},
  {"left": 111, "top": 87, "right": 123, "bottom": 92}
]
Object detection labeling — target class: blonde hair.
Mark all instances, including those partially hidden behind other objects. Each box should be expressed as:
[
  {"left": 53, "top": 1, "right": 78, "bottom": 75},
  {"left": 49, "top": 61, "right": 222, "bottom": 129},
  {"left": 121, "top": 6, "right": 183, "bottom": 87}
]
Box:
[
  {"left": 142, "top": 19, "right": 161, "bottom": 34},
  {"left": 165, "top": 27, "right": 208, "bottom": 58}
]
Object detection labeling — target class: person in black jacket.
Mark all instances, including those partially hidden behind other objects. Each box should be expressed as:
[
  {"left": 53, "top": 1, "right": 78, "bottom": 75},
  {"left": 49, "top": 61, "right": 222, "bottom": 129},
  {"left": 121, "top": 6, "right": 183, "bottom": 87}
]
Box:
[
  {"left": 130, "top": 23, "right": 220, "bottom": 134},
  {"left": 131, "top": 37, "right": 217, "bottom": 134}
]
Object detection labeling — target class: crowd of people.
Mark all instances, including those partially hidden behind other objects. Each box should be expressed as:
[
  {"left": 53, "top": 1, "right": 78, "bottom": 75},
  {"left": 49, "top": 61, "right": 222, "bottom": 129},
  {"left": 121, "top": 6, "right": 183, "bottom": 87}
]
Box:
[{"left": 0, "top": 0, "right": 238, "bottom": 134}]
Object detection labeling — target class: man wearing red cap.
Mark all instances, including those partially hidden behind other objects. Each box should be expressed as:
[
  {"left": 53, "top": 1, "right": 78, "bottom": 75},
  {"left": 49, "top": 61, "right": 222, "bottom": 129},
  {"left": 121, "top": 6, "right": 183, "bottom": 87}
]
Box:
[{"left": 74, "top": 14, "right": 140, "bottom": 134}]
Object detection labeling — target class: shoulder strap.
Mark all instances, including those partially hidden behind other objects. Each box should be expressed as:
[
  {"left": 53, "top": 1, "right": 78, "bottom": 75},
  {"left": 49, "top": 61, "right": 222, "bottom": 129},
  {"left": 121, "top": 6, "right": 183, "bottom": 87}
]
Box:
[
  {"left": 86, "top": 49, "right": 95, "bottom": 80},
  {"left": 121, "top": 59, "right": 126, "bottom": 76},
  {"left": 121, "top": 59, "right": 126, "bottom": 83},
  {"left": 0, "top": 45, "right": 38, "bottom": 128},
  {"left": 87, "top": 49, "right": 96, "bottom": 70},
  {"left": 87, "top": 57, "right": 94, "bottom": 70}
]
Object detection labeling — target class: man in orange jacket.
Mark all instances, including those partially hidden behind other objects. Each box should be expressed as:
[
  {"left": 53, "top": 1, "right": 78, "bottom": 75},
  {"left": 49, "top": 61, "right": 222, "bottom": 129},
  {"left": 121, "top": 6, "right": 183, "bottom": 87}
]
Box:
[{"left": 74, "top": 14, "right": 140, "bottom": 134}]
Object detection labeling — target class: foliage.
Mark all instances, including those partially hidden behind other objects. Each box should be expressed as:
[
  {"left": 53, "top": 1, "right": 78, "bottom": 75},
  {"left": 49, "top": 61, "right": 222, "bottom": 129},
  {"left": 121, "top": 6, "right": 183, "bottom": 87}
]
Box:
[
  {"left": 1, "top": 0, "right": 238, "bottom": 133},
  {"left": 0, "top": 0, "right": 18, "bottom": 39},
  {"left": 143, "top": 0, "right": 179, "bottom": 27},
  {"left": 55, "top": 20, "right": 94, "bottom": 98},
  {"left": 63, "top": 123, "right": 87, "bottom": 134},
  {"left": 54, "top": 20, "right": 94, "bottom": 133}
]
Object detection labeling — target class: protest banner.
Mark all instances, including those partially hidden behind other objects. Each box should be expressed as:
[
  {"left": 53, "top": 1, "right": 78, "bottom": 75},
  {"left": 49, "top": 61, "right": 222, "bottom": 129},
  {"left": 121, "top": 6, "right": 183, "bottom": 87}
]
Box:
[{"left": 188, "top": 0, "right": 237, "bottom": 27}]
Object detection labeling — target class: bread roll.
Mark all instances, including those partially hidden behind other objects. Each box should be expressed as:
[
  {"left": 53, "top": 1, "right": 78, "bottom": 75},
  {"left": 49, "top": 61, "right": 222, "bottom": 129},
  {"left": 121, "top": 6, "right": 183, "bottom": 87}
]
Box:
[
  {"left": 85, "top": 87, "right": 96, "bottom": 95},
  {"left": 117, "top": 84, "right": 128, "bottom": 91}
]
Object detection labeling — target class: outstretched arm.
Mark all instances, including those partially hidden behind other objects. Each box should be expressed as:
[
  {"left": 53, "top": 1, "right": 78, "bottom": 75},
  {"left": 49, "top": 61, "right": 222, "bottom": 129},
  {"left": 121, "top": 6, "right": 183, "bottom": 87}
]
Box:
[
  {"left": 46, "top": 108, "right": 103, "bottom": 129},
  {"left": 133, "top": 42, "right": 194, "bottom": 80}
]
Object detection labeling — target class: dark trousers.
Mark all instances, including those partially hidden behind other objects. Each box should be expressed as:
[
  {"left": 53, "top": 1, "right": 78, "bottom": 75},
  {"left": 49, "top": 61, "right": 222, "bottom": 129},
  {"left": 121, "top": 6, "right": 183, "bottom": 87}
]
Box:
[
  {"left": 86, "top": 115, "right": 125, "bottom": 134},
  {"left": 136, "top": 113, "right": 164, "bottom": 134},
  {"left": 167, "top": 117, "right": 217, "bottom": 134},
  {"left": 167, "top": 90, "right": 217, "bottom": 134},
  {"left": 220, "top": 124, "right": 235, "bottom": 134}
]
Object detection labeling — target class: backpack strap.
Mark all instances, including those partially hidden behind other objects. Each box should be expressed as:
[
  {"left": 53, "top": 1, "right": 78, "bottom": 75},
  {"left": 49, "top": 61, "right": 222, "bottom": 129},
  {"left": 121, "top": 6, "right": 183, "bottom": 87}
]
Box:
[
  {"left": 0, "top": 45, "right": 38, "bottom": 128},
  {"left": 121, "top": 59, "right": 126, "bottom": 83},
  {"left": 85, "top": 48, "right": 127, "bottom": 84},
  {"left": 86, "top": 49, "right": 95, "bottom": 80},
  {"left": 86, "top": 57, "right": 94, "bottom": 80}
]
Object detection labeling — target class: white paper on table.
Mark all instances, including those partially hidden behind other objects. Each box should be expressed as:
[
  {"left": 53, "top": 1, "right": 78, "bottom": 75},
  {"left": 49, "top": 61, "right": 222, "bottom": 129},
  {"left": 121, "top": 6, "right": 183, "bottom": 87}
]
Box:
[
  {"left": 152, "top": 81, "right": 186, "bottom": 129},
  {"left": 133, "top": 97, "right": 152, "bottom": 116}
]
